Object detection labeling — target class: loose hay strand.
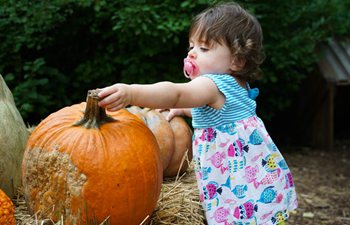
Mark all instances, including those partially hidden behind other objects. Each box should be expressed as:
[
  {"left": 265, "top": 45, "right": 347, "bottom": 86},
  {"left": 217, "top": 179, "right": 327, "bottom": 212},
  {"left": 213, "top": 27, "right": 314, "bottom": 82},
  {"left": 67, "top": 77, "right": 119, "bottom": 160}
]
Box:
[{"left": 174, "top": 148, "right": 189, "bottom": 182}]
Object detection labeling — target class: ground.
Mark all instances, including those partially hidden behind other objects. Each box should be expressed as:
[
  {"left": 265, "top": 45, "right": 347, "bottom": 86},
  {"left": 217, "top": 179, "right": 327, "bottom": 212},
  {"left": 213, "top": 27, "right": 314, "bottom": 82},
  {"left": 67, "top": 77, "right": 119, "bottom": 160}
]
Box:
[{"left": 283, "top": 141, "right": 350, "bottom": 225}]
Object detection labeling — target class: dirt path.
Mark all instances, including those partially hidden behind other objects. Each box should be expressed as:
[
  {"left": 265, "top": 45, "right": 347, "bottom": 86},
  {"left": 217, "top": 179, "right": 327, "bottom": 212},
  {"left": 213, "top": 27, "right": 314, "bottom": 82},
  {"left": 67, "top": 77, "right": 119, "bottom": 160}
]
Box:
[{"left": 283, "top": 142, "right": 350, "bottom": 225}]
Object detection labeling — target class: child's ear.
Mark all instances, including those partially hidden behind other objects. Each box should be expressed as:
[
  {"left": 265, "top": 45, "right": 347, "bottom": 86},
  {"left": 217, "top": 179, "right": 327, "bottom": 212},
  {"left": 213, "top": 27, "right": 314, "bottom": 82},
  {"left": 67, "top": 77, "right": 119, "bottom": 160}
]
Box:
[{"left": 230, "top": 57, "right": 246, "bottom": 72}]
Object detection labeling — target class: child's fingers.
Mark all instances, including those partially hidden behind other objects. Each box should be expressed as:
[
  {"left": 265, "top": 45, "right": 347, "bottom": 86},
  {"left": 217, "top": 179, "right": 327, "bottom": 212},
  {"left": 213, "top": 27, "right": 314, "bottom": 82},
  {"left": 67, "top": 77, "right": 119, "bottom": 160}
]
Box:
[
  {"left": 97, "top": 87, "right": 108, "bottom": 99},
  {"left": 98, "top": 92, "right": 118, "bottom": 107},
  {"left": 166, "top": 110, "right": 177, "bottom": 121},
  {"left": 105, "top": 100, "right": 123, "bottom": 111},
  {"left": 97, "top": 85, "right": 118, "bottom": 99}
]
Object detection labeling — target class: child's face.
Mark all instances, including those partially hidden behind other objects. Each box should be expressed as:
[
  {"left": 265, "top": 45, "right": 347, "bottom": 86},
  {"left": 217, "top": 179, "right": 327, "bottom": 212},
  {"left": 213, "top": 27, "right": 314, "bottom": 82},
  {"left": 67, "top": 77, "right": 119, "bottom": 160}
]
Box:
[{"left": 185, "top": 38, "right": 233, "bottom": 79}]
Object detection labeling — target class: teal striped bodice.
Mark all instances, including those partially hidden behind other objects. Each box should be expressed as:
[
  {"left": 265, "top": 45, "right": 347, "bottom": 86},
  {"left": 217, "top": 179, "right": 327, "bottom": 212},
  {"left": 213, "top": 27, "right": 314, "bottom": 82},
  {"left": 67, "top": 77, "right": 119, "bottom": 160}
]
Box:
[{"left": 191, "top": 74, "right": 257, "bottom": 128}]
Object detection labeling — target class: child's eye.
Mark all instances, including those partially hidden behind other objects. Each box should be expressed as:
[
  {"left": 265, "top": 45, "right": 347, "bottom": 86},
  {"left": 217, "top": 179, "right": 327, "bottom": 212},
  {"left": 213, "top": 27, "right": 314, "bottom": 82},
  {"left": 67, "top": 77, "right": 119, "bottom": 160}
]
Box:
[
  {"left": 187, "top": 46, "right": 194, "bottom": 51},
  {"left": 200, "top": 47, "right": 209, "bottom": 52}
]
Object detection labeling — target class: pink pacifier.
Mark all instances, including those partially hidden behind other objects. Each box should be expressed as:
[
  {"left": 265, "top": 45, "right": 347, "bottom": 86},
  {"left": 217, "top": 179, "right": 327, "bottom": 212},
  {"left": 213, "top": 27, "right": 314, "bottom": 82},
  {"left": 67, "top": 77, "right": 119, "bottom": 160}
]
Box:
[{"left": 183, "top": 58, "right": 199, "bottom": 79}]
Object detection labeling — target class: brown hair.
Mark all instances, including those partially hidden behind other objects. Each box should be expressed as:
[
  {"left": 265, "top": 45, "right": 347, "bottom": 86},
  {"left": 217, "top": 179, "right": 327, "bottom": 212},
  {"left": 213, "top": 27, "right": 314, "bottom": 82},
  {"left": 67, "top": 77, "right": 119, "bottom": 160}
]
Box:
[{"left": 189, "top": 1, "right": 265, "bottom": 82}]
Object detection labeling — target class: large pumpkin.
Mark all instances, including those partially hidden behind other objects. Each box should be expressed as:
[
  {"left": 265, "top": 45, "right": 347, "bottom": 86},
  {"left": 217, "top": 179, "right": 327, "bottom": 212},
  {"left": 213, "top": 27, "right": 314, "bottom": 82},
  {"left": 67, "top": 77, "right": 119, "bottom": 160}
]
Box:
[
  {"left": 22, "top": 90, "right": 162, "bottom": 225},
  {"left": 0, "top": 74, "right": 29, "bottom": 198},
  {"left": 0, "top": 188, "right": 15, "bottom": 225},
  {"left": 126, "top": 107, "right": 193, "bottom": 178}
]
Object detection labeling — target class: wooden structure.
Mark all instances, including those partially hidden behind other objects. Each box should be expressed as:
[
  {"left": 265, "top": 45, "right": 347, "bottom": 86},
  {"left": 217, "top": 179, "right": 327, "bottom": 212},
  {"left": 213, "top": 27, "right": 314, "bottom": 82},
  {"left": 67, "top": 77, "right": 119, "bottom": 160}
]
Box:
[{"left": 300, "top": 38, "right": 350, "bottom": 149}]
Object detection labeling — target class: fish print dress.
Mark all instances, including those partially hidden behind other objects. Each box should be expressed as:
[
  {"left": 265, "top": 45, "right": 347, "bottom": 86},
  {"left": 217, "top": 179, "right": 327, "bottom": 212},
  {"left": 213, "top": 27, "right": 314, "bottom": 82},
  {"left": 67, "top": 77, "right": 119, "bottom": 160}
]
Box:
[{"left": 191, "top": 74, "right": 298, "bottom": 225}]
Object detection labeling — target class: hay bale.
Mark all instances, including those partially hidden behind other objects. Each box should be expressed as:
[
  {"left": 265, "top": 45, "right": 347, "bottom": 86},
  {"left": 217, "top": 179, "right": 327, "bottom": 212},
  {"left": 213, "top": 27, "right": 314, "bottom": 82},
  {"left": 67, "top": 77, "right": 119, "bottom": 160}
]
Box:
[{"left": 148, "top": 165, "right": 206, "bottom": 225}]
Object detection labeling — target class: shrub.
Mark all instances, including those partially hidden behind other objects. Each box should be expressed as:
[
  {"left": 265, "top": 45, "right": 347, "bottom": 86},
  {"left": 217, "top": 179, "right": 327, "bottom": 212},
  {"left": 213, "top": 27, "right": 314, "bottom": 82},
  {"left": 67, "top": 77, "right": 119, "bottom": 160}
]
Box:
[{"left": 0, "top": 0, "right": 349, "bottom": 124}]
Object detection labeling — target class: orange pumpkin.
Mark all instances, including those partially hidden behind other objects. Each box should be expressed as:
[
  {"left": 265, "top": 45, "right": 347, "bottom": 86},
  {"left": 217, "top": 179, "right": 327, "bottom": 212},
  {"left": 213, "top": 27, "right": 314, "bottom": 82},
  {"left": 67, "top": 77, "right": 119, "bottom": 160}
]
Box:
[
  {"left": 161, "top": 110, "right": 193, "bottom": 178},
  {"left": 22, "top": 90, "right": 162, "bottom": 225},
  {"left": 0, "top": 188, "right": 15, "bottom": 225},
  {"left": 126, "top": 107, "right": 193, "bottom": 178},
  {"left": 125, "top": 106, "right": 175, "bottom": 171}
]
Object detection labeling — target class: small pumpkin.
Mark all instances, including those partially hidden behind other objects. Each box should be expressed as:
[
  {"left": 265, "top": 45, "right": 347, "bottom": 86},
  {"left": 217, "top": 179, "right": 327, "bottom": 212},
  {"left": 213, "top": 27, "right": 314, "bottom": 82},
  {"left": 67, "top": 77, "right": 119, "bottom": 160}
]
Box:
[
  {"left": 161, "top": 110, "right": 193, "bottom": 178},
  {"left": 0, "top": 74, "right": 29, "bottom": 198},
  {"left": 0, "top": 188, "right": 15, "bottom": 225},
  {"left": 22, "top": 90, "right": 162, "bottom": 224},
  {"left": 125, "top": 106, "right": 175, "bottom": 171},
  {"left": 126, "top": 107, "right": 193, "bottom": 178}
]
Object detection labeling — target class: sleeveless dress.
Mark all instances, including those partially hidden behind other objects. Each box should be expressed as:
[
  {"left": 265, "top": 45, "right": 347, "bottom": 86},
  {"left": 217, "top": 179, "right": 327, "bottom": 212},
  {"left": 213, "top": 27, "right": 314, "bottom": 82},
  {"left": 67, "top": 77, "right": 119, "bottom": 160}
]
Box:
[{"left": 191, "top": 74, "right": 298, "bottom": 225}]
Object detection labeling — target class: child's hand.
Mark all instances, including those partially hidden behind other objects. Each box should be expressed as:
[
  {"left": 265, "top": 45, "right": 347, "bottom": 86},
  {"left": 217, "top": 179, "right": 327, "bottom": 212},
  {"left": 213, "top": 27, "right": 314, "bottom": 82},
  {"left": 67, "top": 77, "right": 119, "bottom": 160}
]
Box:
[
  {"left": 161, "top": 108, "right": 190, "bottom": 121},
  {"left": 97, "top": 83, "right": 131, "bottom": 111}
]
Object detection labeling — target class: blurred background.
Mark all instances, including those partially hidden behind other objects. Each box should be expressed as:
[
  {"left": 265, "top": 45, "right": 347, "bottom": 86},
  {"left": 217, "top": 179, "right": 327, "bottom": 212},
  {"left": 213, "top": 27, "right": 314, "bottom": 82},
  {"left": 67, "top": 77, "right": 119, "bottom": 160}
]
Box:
[{"left": 1, "top": 0, "right": 349, "bottom": 149}]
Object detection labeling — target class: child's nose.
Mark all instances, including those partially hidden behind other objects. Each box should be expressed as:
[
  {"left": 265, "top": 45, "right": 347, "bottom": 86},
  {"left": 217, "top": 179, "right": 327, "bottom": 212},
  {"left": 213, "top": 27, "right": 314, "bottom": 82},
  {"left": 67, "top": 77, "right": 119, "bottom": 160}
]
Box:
[{"left": 188, "top": 49, "right": 196, "bottom": 59}]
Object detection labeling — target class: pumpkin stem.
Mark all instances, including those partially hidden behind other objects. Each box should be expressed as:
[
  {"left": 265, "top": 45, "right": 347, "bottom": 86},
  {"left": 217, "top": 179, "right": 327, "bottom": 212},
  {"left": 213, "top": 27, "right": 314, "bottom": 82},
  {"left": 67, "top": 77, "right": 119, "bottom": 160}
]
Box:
[{"left": 74, "top": 89, "right": 115, "bottom": 129}]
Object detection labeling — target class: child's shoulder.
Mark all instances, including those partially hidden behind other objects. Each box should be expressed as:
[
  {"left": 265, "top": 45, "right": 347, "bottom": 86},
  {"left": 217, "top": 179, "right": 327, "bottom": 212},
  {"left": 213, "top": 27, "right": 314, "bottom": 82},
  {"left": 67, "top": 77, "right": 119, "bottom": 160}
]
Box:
[{"left": 201, "top": 74, "right": 240, "bottom": 87}]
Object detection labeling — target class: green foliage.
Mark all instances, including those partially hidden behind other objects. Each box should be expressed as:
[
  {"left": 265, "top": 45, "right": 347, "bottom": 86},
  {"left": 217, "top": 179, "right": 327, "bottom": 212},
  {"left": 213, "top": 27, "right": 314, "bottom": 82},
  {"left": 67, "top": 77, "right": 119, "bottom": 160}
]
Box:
[
  {"left": 0, "top": 0, "right": 349, "bottom": 124},
  {"left": 241, "top": 0, "right": 350, "bottom": 118}
]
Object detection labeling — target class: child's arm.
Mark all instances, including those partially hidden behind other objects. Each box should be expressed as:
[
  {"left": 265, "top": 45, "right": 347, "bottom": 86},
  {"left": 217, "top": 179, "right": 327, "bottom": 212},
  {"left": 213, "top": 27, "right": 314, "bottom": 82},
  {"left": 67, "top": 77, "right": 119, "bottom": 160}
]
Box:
[{"left": 98, "top": 76, "right": 224, "bottom": 112}]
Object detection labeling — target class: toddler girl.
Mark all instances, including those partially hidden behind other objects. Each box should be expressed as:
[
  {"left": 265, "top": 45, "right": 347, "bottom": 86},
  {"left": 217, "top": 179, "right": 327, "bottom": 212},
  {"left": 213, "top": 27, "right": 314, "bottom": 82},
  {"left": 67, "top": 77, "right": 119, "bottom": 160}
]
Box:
[{"left": 98, "top": 2, "right": 297, "bottom": 224}]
